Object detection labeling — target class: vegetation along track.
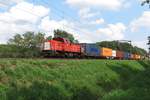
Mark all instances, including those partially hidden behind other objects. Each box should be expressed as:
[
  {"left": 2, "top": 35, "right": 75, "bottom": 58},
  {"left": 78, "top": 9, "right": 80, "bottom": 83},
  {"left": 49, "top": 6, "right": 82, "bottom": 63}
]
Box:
[{"left": 0, "top": 59, "right": 150, "bottom": 100}]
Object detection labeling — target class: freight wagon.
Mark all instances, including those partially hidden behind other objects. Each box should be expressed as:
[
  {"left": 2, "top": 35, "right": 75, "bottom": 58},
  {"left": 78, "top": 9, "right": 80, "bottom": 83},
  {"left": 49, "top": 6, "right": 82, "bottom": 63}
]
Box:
[
  {"left": 116, "top": 51, "right": 124, "bottom": 59},
  {"left": 80, "top": 43, "right": 100, "bottom": 57},
  {"left": 124, "top": 52, "right": 131, "bottom": 60},
  {"left": 112, "top": 50, "right": 117, "bottom": 59},
  {"left": 131, "top": 54, "right": 135, "bottom": 60},
  {"left": 100, "top": 47, "right": 112, "bottom": 58},
  {"left": 135, "top": 54, "right": 141, "bottom": 60}
]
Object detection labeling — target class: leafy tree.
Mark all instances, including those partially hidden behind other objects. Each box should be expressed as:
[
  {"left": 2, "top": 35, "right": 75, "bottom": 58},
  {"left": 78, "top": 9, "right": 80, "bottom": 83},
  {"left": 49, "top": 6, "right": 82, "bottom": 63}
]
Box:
[
  {"left": 97, "top": 41, "right": 147, "bottom": 56},
  {"left": 8, "top": 32, "right": 45, "bottom": 48},
  {"left": 8, "top": 34, "right": 23, "bottom": 46},
  {"left": 7, "top": 32, "right": 45, "bottom": 58},
  {"left": 141, "top": 0, "right": 150, "bottom": 6},
  {"left": 54, "top": 29, "right": 78, "bottom": 43},
  {"left": 46, "top": 36, "right": 52, "bottom": 41},
  {"left": 34, "top": 32, "right": 45, "bottom": 48}
]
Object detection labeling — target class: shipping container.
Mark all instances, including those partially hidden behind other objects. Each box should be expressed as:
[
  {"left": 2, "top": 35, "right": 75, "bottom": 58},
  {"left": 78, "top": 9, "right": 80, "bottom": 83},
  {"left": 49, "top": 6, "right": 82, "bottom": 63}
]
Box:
[
  {"left": 124, "top": 52, "right": 131, "bottom": 59},
  {"left": 116, "top": 50, "right": 124, "bottom": 59},
  {"left": 100, "top": 47, "right": 112, "bottom": 57},
  {"left": 81, "top": 43, "right": 100, "bottom": 57},
  {"left": 137, "top": 55, "right": 141, "bottom": 60},
  {"left": 112, "top": 50, "right": 116, "bottom": 57},
  {"left": 131, "top": 54, "right": 138, "bottom": 60},
  {"left": 135, "top": 54, "right": 141, "bottom": 60},
  {"left": 131, "top": 54, "right": 134, "bottom": 60}
]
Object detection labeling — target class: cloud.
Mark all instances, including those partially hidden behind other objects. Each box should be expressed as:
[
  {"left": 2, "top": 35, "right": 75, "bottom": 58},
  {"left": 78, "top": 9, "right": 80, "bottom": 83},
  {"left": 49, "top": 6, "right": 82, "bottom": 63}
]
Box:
[
  {"left": 0, "top": 0, "right": 25, "bottom": 7},
  {"left": 39, "top": 16, "right": 97, "bottom": 43},
  {"left": 90, "top": 18, "right": 105, "bottom": 25},
  {"left": 39, "top": 16, "right": 127, "bottom": 43},
  {"left": 76, "top": 22, "right": 126, "bottom": 43},
  {"left": 39, "top": 16, "right": 77, "bottom": 36},
  {"left": 66, "top": 0, "right": 127, "bottom": 11},
  {"left": 79, "top": 8, "right": 99, "bottom": 19},
  {"left": 96, "top": 23, "right": 126, "bottom": 40},
  {"left": 130, "top": 11, "right": 150, "bottom": 32},
  {"left": 66, "top": 0, "right": 129, "bottom": 25},
  {"left": 0, "top": 1, "right": 127, "bottom": 45},
  {"left": 0, "top": 1, "right": 49, "bottom": 43},
  {"left": 133, "top": 40, "right": 148, "bottom": 51}
]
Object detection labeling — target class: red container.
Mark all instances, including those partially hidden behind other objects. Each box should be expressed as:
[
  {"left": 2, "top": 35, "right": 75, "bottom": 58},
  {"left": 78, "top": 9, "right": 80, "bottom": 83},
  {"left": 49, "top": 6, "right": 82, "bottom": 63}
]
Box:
[{"left": 116, "top": 50, "right": 124, "bottom": 59}]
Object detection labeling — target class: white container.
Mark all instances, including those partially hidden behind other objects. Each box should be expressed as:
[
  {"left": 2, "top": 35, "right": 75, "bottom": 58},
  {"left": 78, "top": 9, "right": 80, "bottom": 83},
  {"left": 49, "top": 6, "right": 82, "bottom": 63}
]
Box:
[{"left": 112, "top": 50, "right": 116, "bottom": 57}]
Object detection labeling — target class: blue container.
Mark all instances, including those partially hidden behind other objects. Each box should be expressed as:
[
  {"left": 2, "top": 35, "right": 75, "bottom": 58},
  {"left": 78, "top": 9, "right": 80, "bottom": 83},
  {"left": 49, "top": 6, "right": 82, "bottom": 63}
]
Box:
[
  {"left": 124, "top": 52, "right": 131, "bottom": 59},
  {"left": 81, "top": 43, "right": 100, "bottom": 57}
]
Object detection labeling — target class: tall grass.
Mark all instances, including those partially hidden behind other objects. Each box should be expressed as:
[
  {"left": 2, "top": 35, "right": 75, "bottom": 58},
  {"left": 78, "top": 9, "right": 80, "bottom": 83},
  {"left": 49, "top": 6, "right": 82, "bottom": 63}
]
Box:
[{"left": 0, "top": 59, "right": 149, "bottom": 100}]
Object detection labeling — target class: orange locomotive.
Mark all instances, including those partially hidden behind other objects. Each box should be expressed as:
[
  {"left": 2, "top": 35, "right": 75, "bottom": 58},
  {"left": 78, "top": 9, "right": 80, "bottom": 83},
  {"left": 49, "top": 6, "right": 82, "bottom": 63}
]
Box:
[{"left": 43, "top": 37, "right": 81, "bottom": 57}]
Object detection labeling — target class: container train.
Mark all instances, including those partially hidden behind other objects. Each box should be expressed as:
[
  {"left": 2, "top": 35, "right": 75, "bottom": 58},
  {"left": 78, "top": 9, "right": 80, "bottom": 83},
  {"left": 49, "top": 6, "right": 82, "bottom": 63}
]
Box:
[{"left": 42, "top": 37, "right": 142, "bottom": 60}]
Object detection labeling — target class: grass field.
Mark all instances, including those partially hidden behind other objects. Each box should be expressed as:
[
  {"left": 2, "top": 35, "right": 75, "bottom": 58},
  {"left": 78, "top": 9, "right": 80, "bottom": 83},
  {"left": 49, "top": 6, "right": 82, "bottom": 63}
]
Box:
[{"left": 0, "top": 59, "right": 150, "bottom": 100}]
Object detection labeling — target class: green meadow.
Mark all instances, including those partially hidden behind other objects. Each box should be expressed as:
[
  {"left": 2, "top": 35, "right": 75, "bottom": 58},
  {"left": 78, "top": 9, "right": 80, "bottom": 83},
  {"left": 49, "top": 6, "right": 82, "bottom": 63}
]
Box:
[{"left": 0, "top": 59, "right": 150, "bottom": 100}]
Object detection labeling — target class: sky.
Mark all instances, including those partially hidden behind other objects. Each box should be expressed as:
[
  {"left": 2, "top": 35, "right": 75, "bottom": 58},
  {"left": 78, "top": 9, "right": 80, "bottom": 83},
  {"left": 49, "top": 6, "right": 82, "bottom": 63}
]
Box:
[{"left": 0, "top": 0, "right": 149, "bottom": 51}]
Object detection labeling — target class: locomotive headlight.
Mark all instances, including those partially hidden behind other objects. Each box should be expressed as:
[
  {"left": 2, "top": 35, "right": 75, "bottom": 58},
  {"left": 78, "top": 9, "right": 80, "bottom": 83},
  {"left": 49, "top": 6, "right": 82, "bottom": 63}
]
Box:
[{"left": 44, "top": 42, "right": 51, "bottom": 50}]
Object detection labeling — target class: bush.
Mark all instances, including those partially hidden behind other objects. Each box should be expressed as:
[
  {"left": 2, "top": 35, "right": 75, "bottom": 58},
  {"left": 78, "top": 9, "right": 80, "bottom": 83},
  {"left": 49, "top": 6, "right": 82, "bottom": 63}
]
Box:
[{"left": 0, "top": 45, "right": 41, "bottom": 58}]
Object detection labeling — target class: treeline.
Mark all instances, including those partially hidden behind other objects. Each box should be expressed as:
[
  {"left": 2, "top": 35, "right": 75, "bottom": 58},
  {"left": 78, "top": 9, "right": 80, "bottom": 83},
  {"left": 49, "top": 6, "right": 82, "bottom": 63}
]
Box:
[
  {"left": 0, "top": 29, "right": 147, "bottom": 58},
  {"left": 0, "top": 29, "right": 78, "bottom": 58},
  {"left": 97, "top": 41, "right": 147, "bottom": 56},
  {"left": 0, "top": 45, "right": 41, "bottom": 58}
]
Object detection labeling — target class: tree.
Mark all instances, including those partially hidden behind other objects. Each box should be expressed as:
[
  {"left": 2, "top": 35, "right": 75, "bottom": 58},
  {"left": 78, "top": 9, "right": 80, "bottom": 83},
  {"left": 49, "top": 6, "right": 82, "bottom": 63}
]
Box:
[
  {"left": 8, "top": 32, "right": 45, "bottom": 48},
  {"left": 97, "top": 41, "right": 147, "bottom": 56},
  {"left": 141, "top": 0, "right": 150, "bottom": 7},
  {"left": 34, "top": 32, "right": 45, "bottom": 48},
  {"left": 46, "top": 36, "right": 52, "bottom": 41},
  {"left": 7, "top": 32, "right": 46, "bottom": 58},
  {"left": 54, "top": 29, "right": 78, "bottom": 43},
  {"left": 8, "top": 34, "right": 23, "bottom": 46}
]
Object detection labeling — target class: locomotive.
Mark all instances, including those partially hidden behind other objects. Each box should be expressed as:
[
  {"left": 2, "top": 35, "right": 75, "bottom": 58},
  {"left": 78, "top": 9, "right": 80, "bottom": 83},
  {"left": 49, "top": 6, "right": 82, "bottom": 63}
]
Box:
[{"left": 42, "top": 37, "right": 142, "bottom": 60}]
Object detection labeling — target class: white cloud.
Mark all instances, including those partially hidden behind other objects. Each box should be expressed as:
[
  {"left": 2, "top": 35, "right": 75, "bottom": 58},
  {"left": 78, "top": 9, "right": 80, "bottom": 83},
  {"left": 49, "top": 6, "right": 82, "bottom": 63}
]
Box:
[
  {"left": 79, "top": 8, "right": 99, "bottom": 19},
  {"left": 66, "top": 0, "right": 126, "bottom": 11},
  {"left": 39, "top": 16, "right": 77, "bottom": 36},
  {"left": 39, "top": 16, "right": 126, "bottom": 43},
  {"left": 91, "top": 18, "right": 105, "bottom": 25},
  {"left": 10, "top": 0, "right": 25, "bottom": 3},
  {"left": 97, "top": 23, "right": 126, "bottom": 40},
  {"left": 0, "top": 1, "right": 128, "bottom": 45},
  {"left": 39, "top": 16, "right": 98, "bottom": 43},
  {"left": 0, "top": 1, "right": 49, "bottom": 43},
  {"left": 0, "top": 0, "right": 25, "bottom": 7},
  {"left": 75, "top": 22, "right": 126, "bottom": 43},
  {"left": 66, "top": 0, "right": 129, "bottom": 25},
  {"left": 131, "top": 11, "right": 150, "bottom": 32},
  {"left": 133, "top": 40, "right": 148, "bottom": 51},
  {"left": 9, "top": 2, "right": 49, "bottom": 23}
]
